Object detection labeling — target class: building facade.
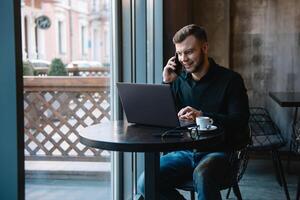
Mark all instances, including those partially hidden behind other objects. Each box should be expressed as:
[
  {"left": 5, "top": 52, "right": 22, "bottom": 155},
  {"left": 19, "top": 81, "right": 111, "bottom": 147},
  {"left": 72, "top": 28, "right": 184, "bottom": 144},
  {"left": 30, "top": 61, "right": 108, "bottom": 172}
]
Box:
[{"left": 21, "top": 0, "right": 110, "bottom": 65}]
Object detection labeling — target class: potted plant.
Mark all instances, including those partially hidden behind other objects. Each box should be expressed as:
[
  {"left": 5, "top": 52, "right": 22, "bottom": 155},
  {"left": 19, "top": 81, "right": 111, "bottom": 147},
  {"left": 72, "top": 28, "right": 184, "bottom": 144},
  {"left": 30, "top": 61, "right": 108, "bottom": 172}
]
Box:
[{"left": 48, "top": 58, "right": 67, "bottom": 76}]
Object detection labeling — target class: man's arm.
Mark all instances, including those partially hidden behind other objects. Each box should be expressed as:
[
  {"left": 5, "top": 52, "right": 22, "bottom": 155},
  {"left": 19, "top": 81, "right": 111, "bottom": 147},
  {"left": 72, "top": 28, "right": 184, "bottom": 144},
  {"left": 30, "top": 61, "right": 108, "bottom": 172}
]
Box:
[
  {"left": 203, "top": 73, "right": 250, "bottom": 136},
  {"left": 162, "top": 56, "right": 179, "bottom": 83}
]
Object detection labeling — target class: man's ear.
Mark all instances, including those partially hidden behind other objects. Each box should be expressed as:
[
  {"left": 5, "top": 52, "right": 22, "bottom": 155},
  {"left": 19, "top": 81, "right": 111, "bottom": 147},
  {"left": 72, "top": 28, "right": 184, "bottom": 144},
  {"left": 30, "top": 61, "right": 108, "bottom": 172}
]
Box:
[{"left": 202, "top": 42, "right": 209, "bottom": 54}]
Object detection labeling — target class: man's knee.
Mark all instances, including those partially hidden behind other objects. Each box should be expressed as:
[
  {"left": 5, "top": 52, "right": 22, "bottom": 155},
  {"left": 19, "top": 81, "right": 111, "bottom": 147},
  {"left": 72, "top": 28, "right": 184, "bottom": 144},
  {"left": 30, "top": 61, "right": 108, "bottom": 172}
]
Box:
[
  {"left": 193, "top": 161, "right": 209, "bottom": 183},
  {"left": 193, "top": 153, "right": 231, "bottom": 187}
]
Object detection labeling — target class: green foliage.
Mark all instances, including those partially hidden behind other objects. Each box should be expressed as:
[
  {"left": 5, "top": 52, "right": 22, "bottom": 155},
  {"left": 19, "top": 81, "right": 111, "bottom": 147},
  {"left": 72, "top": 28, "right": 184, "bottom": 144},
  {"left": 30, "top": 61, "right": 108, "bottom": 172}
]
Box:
[
  {"left": 23, "top": 61, "right": 35, "bottom": 76},
  {"left": 48, "top": 58, "right": 67, "bottom": 76}
]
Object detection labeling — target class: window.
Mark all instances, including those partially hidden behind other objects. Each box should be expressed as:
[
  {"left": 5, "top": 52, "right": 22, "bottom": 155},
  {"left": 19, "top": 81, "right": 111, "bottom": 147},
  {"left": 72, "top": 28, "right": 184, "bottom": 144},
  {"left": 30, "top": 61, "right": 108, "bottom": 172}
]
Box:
[
  {"left": 35, "top": 25, "right": 39, "bottom": 57},
  {"left": 22, "top": 1, "right": 113, "bottom": 199},
  {"left": 81, "top": 25, "right": 88, "bottom": 56},
  {"left": 24, "top": 16, "right": 28, "bottom": 59},
  {"left": 57, "top": 20, "right": 66, "bottom": 54},
  {"left": 93, "top": 28, "right": 100, "bottom": 61},
  {"left": 92, "top": 0, "right": 100, "bottom": 12}
]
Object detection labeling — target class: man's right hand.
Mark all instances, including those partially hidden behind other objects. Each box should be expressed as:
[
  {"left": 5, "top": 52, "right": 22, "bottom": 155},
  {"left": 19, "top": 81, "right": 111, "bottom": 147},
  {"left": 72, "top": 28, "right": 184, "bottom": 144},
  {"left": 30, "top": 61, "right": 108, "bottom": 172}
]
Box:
[{"left": 162, "top": 56, "right": 178, "bottom": 83}]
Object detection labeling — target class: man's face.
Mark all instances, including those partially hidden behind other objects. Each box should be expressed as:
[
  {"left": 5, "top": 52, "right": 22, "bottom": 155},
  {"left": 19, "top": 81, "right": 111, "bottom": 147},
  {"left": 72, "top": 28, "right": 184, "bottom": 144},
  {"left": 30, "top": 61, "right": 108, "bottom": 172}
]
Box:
[{"left": 175, "top": 35, "right": 207, "bottom": 73}]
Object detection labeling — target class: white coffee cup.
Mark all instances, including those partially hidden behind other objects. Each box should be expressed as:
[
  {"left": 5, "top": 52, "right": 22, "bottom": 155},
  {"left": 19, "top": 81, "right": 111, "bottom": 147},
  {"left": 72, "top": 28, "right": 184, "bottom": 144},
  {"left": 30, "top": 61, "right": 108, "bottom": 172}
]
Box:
[{"left": 196, "top": 116, "right": 214, "bottom": 130}]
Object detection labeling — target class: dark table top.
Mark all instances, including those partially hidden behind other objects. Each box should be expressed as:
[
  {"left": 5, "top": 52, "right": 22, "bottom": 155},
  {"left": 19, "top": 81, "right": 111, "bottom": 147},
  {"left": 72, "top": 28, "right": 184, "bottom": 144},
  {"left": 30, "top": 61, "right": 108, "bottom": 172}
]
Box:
[
  {"left": 269, "top": 92, "right": 300, "bottom": 107},
  {"left": 79, "top": 121, "right": 224, "bottom": 152}
]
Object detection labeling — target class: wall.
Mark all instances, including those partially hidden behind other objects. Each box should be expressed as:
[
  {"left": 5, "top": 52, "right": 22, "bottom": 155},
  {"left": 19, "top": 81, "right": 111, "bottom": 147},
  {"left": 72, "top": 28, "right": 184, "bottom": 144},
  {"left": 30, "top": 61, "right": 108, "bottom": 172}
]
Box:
[
  {"left": 164, "top": 0, "right": 300, "bottom": 144},
  {"left": 231, "top": 0, "right": 300, "bottom": 141},
  {"left": 163, "top": 0, "right": 230, "bottom": 67},
  {"left": 192, "top": 0, "right": 230, "bottom": 67},
  {"left": 163, "top": 0, "right": 193, "bottom": 64}
]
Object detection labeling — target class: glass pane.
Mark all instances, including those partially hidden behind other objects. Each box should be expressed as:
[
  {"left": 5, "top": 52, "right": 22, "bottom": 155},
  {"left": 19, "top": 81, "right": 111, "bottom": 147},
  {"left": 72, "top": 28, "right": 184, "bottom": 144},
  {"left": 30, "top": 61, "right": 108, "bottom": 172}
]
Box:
[{"left": 21, "top": 0, "right": 112, "bottom": 199}]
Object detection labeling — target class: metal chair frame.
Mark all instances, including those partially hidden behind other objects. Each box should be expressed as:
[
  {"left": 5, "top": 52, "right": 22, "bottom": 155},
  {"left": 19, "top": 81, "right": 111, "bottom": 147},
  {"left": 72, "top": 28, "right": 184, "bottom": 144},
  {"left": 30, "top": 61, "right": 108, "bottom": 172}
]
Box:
[
  {"left": 249, "top": 107, "right": 290, "bottom": 200},
  {"left": 291, "top": 120, "right": 300, "bottom": 200},
  {"left": 176, "top": 124, "right": 251, "bottom": 200},
  {"left": 176, "top": 147, "right": 249, "bottom": 200},
  {"left": 297, "top": 174, "right": 300, "bottom": 200}
]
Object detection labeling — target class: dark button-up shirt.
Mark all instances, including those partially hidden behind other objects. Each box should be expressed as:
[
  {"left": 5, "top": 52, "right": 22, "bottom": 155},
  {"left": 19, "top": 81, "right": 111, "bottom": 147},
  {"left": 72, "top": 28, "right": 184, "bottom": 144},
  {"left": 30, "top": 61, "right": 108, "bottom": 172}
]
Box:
[{"left": 171, "top": 58, "right": 250, "bottom": 150}]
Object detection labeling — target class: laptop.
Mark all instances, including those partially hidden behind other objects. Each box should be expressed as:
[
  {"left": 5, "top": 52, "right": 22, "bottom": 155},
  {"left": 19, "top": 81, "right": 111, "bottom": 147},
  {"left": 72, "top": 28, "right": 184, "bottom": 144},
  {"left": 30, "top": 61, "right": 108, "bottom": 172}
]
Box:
[{"left": 116, "top": 82, "right": 195, "bottom": 128}]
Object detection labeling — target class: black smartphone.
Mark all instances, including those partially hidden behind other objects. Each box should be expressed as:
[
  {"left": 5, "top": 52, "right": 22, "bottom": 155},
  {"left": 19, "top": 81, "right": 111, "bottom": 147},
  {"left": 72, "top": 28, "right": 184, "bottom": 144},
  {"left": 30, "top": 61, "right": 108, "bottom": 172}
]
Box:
[{"left": 174, "top": 53, "right": 183, "bottom": 75}]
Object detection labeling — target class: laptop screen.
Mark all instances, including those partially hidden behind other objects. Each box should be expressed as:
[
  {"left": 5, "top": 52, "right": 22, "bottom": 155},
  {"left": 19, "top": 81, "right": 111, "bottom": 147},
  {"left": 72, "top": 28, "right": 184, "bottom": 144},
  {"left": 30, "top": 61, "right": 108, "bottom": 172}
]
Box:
[{"left": 117, "top": 83, "right": 181, "bottom": 127}]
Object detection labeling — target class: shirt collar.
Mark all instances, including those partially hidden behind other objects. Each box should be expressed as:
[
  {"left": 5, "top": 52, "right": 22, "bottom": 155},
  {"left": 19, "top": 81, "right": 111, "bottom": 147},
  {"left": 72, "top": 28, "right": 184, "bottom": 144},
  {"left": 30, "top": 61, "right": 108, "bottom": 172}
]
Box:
[{"left": 183, "top": 57, "right": 218, "bottom": 81}]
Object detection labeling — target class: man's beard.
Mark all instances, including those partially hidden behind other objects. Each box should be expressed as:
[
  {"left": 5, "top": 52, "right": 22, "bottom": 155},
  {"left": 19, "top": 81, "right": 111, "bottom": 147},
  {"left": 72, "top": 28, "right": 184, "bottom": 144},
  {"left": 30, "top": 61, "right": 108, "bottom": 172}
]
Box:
[{"left": 190, "top": 50, "right": 205, "bottom": 73}]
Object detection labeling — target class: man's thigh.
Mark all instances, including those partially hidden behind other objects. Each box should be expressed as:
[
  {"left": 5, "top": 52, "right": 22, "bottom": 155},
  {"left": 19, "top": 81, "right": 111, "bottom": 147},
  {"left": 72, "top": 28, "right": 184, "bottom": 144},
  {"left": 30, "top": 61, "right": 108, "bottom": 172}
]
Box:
[
  {"left": 193, "top": 152, "right": 232, "bottom": 188},
  {"left": 159, "top": 150, "right": 195, "bottom": 187}
]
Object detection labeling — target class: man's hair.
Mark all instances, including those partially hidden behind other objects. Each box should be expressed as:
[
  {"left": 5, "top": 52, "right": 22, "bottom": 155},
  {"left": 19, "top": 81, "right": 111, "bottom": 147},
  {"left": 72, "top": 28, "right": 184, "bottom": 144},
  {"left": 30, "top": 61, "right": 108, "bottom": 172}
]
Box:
[{"left": 172, "top": 24, "right": 208, "bottom": 44}]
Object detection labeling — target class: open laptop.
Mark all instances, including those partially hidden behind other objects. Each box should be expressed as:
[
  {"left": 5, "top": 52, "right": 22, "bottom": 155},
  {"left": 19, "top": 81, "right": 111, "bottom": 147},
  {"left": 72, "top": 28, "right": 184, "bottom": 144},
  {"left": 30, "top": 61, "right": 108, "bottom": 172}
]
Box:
[{"left": 116, "top": 82, "right": 195, "bottom": 128}]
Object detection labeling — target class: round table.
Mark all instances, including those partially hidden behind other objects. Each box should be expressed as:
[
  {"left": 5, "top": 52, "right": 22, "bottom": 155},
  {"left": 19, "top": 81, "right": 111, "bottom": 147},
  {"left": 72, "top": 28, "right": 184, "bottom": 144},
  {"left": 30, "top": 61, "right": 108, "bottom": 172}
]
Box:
[{"left": 79, "top": 121, "right": 224, "bottom": 200}]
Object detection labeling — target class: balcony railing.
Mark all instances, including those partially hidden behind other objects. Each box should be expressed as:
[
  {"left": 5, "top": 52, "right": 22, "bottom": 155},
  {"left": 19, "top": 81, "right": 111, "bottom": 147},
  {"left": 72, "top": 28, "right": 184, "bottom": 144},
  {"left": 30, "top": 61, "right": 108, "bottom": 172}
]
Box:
[
  {"left": 24, "top": 76, "right": 111, "bottom": 162},
  {"left": 34, "top": 66, "right": 110, "bottom": 77}
]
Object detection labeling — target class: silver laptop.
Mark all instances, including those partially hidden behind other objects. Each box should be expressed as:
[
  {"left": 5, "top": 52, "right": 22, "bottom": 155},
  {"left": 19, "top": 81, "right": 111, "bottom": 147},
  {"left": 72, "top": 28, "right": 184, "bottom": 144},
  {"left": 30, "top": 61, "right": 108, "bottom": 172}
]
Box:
[{"left": 116, "top": 82, "right": 195, "bottom": 128}]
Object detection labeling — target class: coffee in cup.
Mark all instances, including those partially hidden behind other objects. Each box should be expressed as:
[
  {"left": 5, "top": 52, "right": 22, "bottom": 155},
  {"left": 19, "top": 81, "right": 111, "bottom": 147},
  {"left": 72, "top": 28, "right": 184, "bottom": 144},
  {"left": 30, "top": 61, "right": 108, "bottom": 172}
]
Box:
[{"left": 196, "top": 116, "right": 214, "bottom": 130}]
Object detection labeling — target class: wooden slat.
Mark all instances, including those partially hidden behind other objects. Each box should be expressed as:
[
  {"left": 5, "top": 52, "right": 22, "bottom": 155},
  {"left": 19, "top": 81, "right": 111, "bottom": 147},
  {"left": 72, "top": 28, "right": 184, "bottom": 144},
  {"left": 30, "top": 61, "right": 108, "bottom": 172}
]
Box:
[
  {"left": 24, "top": 78, "right": 111, "bottom": 162},
  {"left": 24, "top": 77, "right": 110, "bottom": 92},
  {"left": 34, "top": 66, "right": 110, "bottom": 76}
]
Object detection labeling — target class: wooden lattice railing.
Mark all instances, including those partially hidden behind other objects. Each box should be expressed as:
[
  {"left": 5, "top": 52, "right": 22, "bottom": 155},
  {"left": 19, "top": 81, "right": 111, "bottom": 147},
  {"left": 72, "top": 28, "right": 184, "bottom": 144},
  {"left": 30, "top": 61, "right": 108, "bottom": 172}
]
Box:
[
  {"left": 24, "top": 76, "right": 111, "bottom": 162},
  {"left": 34, "top": 66, "right": 110, "bottom": 77}
]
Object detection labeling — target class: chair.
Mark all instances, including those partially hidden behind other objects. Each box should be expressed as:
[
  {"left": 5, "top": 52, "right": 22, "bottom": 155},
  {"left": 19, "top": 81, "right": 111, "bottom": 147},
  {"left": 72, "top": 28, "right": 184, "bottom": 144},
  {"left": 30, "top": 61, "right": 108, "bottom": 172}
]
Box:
[
  {"left": 297, "top": 175, "right": 300, "bottom": 200},
  {"left": 176, "top": 147, "right": 249, "bottom": 200},
  {"left": 248, "top": 107, "right": 290, "bottom": 200},
  {"left": 287, "top": 111, "right": 300, "bottom": 173},
  {"left": 291, "top": 120, "right": 300, "bottom": 200},
  {"left": 176, "top": 124, "right": 251, "bottom": 200}
]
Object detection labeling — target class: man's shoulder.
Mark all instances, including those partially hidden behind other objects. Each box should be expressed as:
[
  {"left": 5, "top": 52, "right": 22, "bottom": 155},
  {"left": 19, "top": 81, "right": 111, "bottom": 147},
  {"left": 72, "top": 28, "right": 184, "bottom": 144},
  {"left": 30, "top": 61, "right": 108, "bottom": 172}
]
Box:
[{"left": 215, "top": 64, "right": 242, "bottom": 80}]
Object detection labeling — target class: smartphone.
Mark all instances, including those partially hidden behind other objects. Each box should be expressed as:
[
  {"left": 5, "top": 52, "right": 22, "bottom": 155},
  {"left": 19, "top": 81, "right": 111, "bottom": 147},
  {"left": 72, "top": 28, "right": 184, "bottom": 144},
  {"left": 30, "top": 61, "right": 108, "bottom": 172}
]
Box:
[{"left": 174, "top": 53, "right": 183, "bottom": 75}]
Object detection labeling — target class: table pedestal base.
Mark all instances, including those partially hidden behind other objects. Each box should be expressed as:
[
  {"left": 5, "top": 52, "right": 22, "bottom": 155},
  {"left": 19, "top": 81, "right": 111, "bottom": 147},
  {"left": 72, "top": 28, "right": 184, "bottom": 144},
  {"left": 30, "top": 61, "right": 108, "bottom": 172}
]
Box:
[{"left": 144, "top": 152, "right": 160, "bottom": 200}]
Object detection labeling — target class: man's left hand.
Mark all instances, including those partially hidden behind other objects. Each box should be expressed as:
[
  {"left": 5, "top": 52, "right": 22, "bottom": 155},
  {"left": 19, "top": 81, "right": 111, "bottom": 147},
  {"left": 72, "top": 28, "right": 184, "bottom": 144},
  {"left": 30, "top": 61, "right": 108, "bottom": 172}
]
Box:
[{"left": 178, "top": 106, "right": 202, "bottom": 121}]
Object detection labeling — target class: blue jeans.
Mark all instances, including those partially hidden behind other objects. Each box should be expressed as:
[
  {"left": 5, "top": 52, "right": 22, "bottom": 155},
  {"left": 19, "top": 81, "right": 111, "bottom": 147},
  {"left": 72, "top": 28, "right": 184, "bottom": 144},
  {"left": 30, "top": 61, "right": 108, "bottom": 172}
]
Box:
[{"left": 137, "top": 151, "right": 233, "bottom": 200}]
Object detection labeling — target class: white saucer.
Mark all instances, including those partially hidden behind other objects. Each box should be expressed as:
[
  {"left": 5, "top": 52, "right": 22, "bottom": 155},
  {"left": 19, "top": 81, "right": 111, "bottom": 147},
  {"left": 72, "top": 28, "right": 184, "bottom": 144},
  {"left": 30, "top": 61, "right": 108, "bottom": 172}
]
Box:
[{"left": 198, "top": 125, "right": 217, "bottom": 132}]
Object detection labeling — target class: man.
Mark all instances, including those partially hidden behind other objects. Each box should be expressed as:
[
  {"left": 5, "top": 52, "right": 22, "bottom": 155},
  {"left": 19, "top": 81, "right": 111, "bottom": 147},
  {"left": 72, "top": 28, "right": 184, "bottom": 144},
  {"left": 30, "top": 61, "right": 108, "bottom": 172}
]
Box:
[{"left": 138, "top": 24, "right": 250, "bottom": 200}]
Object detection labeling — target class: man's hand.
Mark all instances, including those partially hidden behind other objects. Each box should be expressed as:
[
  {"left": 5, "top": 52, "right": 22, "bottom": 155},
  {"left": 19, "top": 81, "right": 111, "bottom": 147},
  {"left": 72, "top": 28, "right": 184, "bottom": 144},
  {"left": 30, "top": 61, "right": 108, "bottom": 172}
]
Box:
[
  {"left": 178, "top": 106, "right": 202, "bottom": 121},
  {"left": 163, "top": 56, "right": 178, "bottom": 83}
]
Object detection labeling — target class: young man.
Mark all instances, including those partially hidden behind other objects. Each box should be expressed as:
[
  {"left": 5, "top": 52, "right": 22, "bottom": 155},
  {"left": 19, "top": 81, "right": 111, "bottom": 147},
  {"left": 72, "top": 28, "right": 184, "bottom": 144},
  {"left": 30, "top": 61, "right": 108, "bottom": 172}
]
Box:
[{"left": 138, "top": 24, "right": 250, "bottom": 200}]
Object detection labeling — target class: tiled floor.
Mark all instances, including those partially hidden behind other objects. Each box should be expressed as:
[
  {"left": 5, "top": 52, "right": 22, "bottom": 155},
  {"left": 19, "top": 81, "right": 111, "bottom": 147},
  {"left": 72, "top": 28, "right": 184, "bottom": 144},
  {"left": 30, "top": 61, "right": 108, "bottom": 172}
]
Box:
[
  {"left": 26, "top": 179, "right": 111, "bottom": 200},
  {"left": 25, "top": 159, "right": 299, "bottom": 200}
]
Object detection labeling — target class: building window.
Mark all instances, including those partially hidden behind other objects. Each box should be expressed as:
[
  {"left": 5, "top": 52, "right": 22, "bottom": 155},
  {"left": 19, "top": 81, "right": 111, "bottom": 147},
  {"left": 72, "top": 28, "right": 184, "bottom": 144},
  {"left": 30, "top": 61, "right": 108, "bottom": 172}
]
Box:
[
  {"left": 24, "top": 16, "right": 29, "bottom": 58},
  {"left": 35, "top": 25, "right": 39, "bottom": 57},
  {"left": 92, "top": 0, "right": 99, "bottom": 12},
  {"left": 81, "top": 25, "right": 87, "bottom": 56},
  {"left": 58, "top": 20, "right": 66, "bottom": 54},
  {"left": 93, "top": 28, "right": 100, "bottom": 61}
]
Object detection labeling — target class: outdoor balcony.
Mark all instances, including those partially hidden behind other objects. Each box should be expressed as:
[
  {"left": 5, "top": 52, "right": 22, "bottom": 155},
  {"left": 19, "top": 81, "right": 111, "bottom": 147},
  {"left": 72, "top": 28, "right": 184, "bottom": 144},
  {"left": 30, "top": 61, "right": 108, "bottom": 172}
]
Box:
[
  {"left": 23, "top": 74, "right": 112, "bottom": 199},
  {"left": 23, "top": 74, "right": 300, "bottom": 200}
]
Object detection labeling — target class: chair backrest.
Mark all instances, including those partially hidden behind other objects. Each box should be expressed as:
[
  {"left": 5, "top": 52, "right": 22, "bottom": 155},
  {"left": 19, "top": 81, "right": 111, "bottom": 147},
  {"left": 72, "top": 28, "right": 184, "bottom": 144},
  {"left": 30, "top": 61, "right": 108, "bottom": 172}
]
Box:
[
  {"left": 249, "top": 107, "right": 285, "bottom": 149},
  {"left": 232, "top": 147, "right": 249, "bottom": 182},
  {"left": 176, "top": 127, "right": 252, "bottom": 198},
  {"left": 292, "top": 120, "right": 300, "bottom": 154},
  {"left": 229, "top": 127, "right": 251, "bottom": 184},
  {"left": 249, "top": 107, "right": 280, "bottom": 136}
]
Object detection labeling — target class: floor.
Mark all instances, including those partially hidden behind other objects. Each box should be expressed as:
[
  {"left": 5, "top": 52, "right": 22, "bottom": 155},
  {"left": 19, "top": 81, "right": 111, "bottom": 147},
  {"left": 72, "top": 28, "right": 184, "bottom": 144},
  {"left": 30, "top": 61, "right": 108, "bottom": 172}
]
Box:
[
  {"left": 182, "top": 158, "right": 300, "bottom": 200},
  {"left": 26, "top": 179, "right": 111, "bottom": 200},
  {"left": 25, "top": 159, "right": 299, "bottom": 200}
]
